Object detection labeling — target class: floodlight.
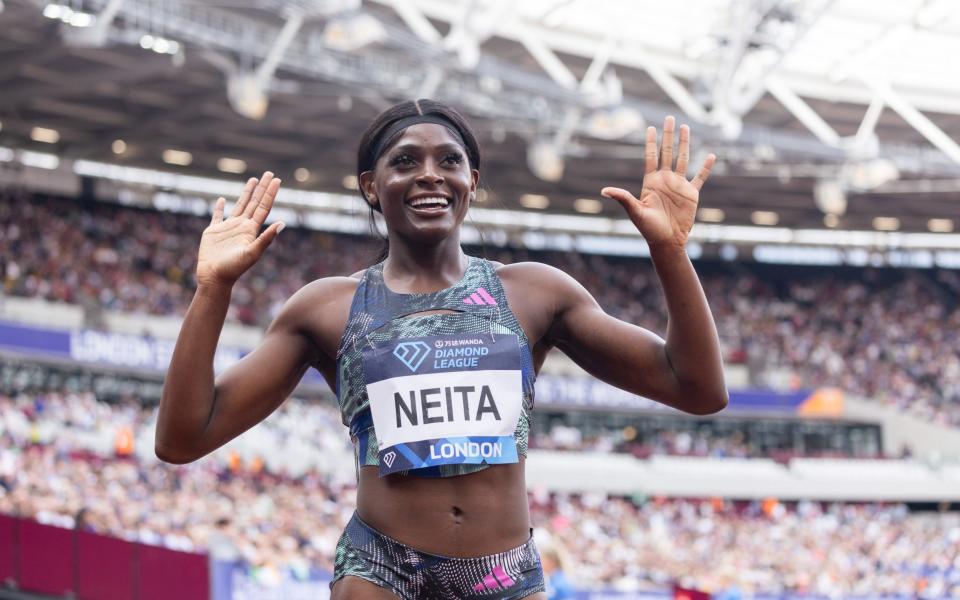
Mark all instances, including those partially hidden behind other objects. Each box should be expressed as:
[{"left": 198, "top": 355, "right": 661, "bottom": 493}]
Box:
[
  {"left": 323, "top": 13, "right": 385, "bottom": 53},
  {"left": 814, "top": 179, "right": 847, "bottom": 216},
  {"left": 584, "top": 106, "right": 644, "bottom": 140},
  {"left": 527, "top": 140, "right": 564, "bottom": 182},
  {"left": 227, "top": 74, "right": 268, "bottom": 121}
]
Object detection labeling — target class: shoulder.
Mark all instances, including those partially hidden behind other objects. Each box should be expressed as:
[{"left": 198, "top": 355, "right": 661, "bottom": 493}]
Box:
[
  {"left": 493, "top": 260, "right": 586, "bottom": 297},
  {"left": 492, "top": 260, "right": 597, "bottom": 322},
  {"left": 266, "top": 273, "right": 367, "bottom": 362},
  {"left": 492, "top": 259, "right": 563, "bottom": 280},
  {"left": 287, "top": 274, "right": 363, "bottom": 306},
  {"left": 269, "top": 274, "right": 363, "bottom": 328}
]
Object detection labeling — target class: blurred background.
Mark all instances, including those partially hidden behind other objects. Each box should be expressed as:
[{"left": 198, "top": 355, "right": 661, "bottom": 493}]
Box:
[{"left": 1, "top": 0, "right": 960, "bottom": 598}]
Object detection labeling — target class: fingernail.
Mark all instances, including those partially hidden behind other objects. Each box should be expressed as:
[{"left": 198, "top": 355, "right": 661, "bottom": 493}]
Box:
[{"left": 277, "top": 222, "right": 285, "bottom": 233}]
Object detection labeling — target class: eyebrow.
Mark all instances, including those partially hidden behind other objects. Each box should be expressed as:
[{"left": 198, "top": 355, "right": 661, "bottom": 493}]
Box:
[{"left": 387, "top": 142, "right": 465, "bottom": 155}]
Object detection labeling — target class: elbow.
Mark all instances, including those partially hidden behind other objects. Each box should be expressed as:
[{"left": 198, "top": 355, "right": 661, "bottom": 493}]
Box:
[
  {"left": 154, "top": 438, "right": 202, "bottom": 465},
  {"left": 670, "top": 384, "right": 727, "bottom": 416},
  {"left": 154, "top": 447, "right": 193, "bottom": 465},
  {"left": 688, "top": 388, "right": 729, "bottom": 415}
]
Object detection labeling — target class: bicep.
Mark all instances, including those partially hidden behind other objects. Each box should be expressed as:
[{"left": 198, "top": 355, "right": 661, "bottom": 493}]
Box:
[
  {"left": 201, "top": 306, "right": 321, "bottom": 453},
  {"left": 546, "top": 273, "right": 682, "bottom": 407}
]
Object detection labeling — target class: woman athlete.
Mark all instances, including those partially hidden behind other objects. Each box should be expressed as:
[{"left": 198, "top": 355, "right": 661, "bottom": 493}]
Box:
[{"left": 156, "top": 99, "right": 727, "bottom": 599}]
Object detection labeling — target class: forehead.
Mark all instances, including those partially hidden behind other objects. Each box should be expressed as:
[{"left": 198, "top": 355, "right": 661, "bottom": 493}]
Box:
[{"left": 387, "top": 123, "right": 464, "bottom": 151}]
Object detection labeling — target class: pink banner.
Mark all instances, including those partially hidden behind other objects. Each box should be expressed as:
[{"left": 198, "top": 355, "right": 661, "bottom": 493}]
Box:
[
  {"left": 137, "top": 542, "right": 209, "bottom": 600},
  {"left": 0, "top": 514, "right": 15, "bottom": 582},
  {"left": 77, "top": 530, "right": 136, "bottom": 600},
  {"left": 0, "top": 515, "right": 210, "bottom": 600},
  {"left": 18, "top": 519, "right": 73, "bottom": 595}
]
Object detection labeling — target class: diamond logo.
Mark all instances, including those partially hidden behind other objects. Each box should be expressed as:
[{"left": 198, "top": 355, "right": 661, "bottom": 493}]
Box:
[
  {"left": 383, "top": 451, "right": 397, "bottom": 468},
  {"left": 392, "top": 341, "right": 432, "bottom": 372}
]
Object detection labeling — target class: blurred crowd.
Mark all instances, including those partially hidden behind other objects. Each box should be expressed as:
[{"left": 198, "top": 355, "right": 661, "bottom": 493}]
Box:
[
  {"left": 531, "top": 423, "right": 756, "bottom": 458},
  {"left": 0, "top": 361, "right": 868, "bottom": 462},
  {"left": 530, "top": 492, "right": 960, "bottom": 598},
  {"left": 2, "top": 386, "right": 958, "bottom": 597},
  {"left": 2, "top": 189, "right": 959, "bottom": 428},
  {"left": 0, "top": 190, "right": 368, "bottom": 325}
]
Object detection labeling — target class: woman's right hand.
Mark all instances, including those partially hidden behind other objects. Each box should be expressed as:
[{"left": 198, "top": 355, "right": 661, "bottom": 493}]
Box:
[{"left": 196, "top": 171, "right": 285, "bottom": 288}]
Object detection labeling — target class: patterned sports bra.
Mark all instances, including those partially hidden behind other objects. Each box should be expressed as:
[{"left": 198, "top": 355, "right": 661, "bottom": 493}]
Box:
[{"left": 335, "top": 255, "right": 536, "bottom": 478}]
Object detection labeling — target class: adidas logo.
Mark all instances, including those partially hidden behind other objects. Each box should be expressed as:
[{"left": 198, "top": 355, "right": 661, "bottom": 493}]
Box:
[
  {"left": 462, "top": 287, "right": 497, "bottom": 306},
  {"left": 471, "top": 565, "right": 515, "bottom": 592}
]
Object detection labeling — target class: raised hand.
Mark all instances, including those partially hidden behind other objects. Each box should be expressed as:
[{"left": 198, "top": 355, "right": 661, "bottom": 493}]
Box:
[
  {"left": 601, "top": 116, "right": 716, "bottom": 249},
  {"left": 196, "top": 172, "right": 285, "bottom": 288}
]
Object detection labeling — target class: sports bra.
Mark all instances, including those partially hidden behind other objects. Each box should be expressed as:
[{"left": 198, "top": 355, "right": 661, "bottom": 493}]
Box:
[{"left": 335, "top": 255, "right": 536, "bottom": 478}]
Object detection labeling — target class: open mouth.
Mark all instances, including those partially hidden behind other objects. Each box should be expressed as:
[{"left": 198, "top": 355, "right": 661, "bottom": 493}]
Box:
[{"left": 406, "top": 196, "right": 451, "bottom": 213}]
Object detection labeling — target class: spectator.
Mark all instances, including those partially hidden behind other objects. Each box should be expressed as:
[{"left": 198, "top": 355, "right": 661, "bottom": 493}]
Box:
[{"left": 3, "top": 191, "right": 960, "bottom": 427}]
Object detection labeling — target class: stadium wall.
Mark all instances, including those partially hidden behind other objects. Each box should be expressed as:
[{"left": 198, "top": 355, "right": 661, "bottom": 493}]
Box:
[
  {"left": 843, "top": 395, "right": 960, "bottom": 458},
  {"left": 0, "top": 515, "right": 208, "bottom": 599}
]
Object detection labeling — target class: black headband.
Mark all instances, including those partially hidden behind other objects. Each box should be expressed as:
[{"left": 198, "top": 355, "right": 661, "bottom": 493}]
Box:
[{"left": 370, "top": 114, "right": 468, "bottom": 164}]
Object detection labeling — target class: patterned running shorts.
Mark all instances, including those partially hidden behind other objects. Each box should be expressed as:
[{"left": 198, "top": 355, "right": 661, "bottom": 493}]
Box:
[{"left": 332, "top": 512, "right": 546, "bottom": 599}]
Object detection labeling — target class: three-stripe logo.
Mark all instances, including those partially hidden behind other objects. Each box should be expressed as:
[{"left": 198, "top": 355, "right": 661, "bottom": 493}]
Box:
[
  {"left": 462, "top": 287, "right": 497, "bottom": 306},
  {"left": 471, "top": 565, "right": 516, "bottom": 592}
]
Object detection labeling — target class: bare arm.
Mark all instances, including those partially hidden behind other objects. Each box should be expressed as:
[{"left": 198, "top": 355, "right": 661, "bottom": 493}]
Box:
[
  {"left": 156, "top": 282, "right": 320, "bottom": 463},
  {"left": 540, "top": 250, "right": 726, "bottom": 415},
  {"left": 156, "top": 172, "right": 304, "bottom": 463},
  {"left": 542, "top": 117, "right": 727, "bottom": 414}
]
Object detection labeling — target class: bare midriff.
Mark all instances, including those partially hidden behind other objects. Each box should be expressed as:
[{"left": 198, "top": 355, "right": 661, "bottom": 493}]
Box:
[{"left": 355, "top": 458, "right": 530, "bottom": 557}]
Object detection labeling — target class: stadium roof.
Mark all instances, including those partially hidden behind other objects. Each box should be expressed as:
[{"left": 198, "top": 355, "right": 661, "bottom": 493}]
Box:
[{"left": 1, "top": 0, "right": 960, "bottom": 233}]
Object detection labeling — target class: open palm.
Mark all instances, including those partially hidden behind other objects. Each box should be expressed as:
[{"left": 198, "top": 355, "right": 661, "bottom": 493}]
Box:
[
  {"left": 602, "top": 117, "right": 716, "bottom": 248},
  {"left": 196, "top": 172, "right": 285, "bottom": 288}
]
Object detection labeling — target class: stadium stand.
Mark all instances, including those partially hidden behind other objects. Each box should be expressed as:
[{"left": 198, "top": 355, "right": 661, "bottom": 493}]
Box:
[{"left": 4, "top": 190, "right": 960, "bottom": 429}]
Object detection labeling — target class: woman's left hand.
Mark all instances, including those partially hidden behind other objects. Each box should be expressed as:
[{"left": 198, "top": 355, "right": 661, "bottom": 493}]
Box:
[{"left": 602, "top": 116, "right": 716, "bottom": 249}]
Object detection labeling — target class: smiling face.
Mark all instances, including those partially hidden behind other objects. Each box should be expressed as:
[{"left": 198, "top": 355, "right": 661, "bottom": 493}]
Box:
[{"left": 360, "top": 123, "right": 479, "bottom": 246}]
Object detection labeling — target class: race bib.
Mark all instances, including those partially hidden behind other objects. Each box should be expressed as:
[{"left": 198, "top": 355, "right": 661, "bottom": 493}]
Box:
[{"left": 362, "top": 333, "right": 523, "bottom": 476}]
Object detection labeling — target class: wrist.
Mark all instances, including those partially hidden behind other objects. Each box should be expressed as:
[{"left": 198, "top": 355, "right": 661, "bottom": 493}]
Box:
[
  {"left": 648, "top": 240, "right": 689, "bottom": 258},
  {"left": 195, "top": 279, "right": 234, "bottom": 301}
]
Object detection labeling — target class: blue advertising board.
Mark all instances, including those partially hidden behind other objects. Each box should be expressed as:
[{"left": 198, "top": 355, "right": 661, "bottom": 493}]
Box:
[{"left": 0, "top": 320, "right": 839, "bottom": 415}]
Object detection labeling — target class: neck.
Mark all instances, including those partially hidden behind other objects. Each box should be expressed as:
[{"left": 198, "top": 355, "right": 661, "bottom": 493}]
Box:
[{"left": 383, "top": 234, "right": 468, "bottom": 291}]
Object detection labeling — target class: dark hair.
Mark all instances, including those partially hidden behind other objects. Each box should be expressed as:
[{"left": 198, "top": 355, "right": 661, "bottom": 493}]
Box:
[{"left": 356, "top": 99, "right": 482, "bottom": 261}]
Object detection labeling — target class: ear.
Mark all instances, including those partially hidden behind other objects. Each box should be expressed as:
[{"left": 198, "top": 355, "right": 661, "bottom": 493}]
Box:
[
  {"left": 470, "top": 169, "right": 480, "bottom": 202},
  {"left": 359, "top": 171, "right": 378, "bottom": 208}
]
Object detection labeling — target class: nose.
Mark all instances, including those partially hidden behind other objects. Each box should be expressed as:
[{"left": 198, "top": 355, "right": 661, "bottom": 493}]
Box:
[{"left": 415, "top": 159, "right": 444, "bottom": 186}]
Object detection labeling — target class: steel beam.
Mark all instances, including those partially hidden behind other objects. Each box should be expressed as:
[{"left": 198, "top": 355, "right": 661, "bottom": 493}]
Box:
[
  {"left": 853, "top": 95, "right": 884, "bottom": 151},
  {"left": 516, "top": 24, "right": 578, "bottom": 90},
  {"left": 729, "top": 0, "right": 836, "bottom": 116},
  {"left": 711, "top": 0, "right": 765, "bottom": 116},
  {"left": 766, "top": 76, "right": 841, "bottom": 147},
  {"left": 579, "top": 35, "right": 617, "bottom": 93},
  {"left": 642, "top": 59, "right": 708, "bottom": 122},
  {"left": 255, "top": 10, "right": 304, "bottom": 88},
  {"left": 389, "top": 0, "right": 442, "bottom": 44},
  {"left": 89, "top": 0, "right": 126, "bottom": 43},
  {"left": 868, "top": 78, "right": 960, "bottom": 166}
]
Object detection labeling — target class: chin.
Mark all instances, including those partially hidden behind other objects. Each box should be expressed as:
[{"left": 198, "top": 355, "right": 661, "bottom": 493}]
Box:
[{"left": 400, "top": 221, "right": 461, "bottom": 244}]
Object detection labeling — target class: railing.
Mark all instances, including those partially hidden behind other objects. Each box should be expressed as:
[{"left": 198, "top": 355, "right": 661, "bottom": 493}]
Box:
[{"left": 0, "top": 514, "right": 208, "bottom": 599}]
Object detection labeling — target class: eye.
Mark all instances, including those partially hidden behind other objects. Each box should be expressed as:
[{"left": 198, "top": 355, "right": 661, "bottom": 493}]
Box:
[
  {"left": 442, "top": 152, "right": 464, "bottom": 166},
  {"left": 389, "top": 153, "right": 415, "bottom": 167}
]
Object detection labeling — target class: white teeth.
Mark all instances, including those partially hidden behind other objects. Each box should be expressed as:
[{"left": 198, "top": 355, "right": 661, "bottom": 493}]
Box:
[{"left": 409, "top": 196, "right": 450, "bottom": 208}]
